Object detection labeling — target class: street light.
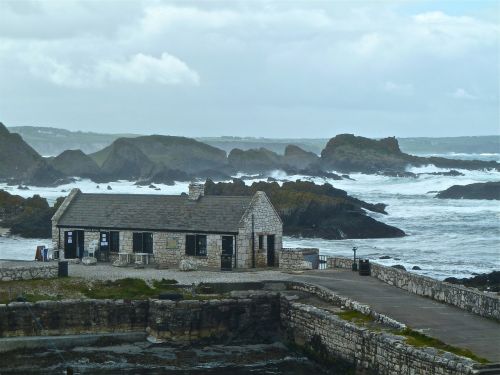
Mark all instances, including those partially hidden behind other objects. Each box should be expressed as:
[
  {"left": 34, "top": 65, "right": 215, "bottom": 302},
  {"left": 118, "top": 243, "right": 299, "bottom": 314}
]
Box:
[{"left": 352, "top": 246, "right": 358, "bottom": 271}]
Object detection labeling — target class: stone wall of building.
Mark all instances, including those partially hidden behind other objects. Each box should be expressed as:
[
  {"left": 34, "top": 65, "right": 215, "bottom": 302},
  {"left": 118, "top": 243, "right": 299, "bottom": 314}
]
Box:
[
  {"left": 237, "top": 192, "right": 283, "bottom": 268},
  {"left": 51, "top": 189, "right": 283, "bottom": 270},
  {"left": 281, "top": 296, "right": 477, "bottom": 375},
  {"left": 327, "top": 257, "right": 500, "bottom": 321},
  {"left": 0, "top": 263, "right": 58, "bottom": 282},
  {"left": 279, "top": 248, "right": 319, "bottom": 270},
  {"left": 51, "top": 188, "right": 81, "bottom": 249},
  {"left": 53, "top": 228, "right": 228, "bottom": 268},
  {"left": 152, "top": 232, "right": 226, "bottom": 269}
]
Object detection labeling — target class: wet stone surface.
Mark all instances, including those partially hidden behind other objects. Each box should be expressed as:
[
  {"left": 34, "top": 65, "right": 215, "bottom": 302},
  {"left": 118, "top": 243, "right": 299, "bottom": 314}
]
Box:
[{"left": 0, "top": 340, "right": 334, "bottom": 375}]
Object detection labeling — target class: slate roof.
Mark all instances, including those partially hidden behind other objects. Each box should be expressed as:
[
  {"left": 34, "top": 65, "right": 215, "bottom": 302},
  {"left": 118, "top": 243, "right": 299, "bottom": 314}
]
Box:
[{"left": 57, "top": 193, "right": 254, "bottom": 234}]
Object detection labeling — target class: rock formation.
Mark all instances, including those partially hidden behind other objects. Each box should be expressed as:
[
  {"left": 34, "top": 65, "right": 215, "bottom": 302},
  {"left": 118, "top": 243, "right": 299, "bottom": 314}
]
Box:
[
  {"left": 49, "top": 149, "right": 102, "bottom": 179},
  {"left": 204, "top": 179, "right": 405, "bottom": 240},
  {"left": 436, "top": 181, "right": 500, "bottom": 200},
  {"left": 320, "top": 134, "right": 499, "bottom": 174}
]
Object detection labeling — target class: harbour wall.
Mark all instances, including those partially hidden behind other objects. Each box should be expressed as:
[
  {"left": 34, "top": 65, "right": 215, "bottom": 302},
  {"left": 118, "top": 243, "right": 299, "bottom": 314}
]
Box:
[
  {"left": 0, "top": 286, "right": 487, "bottom": 375},
  {"left": 281, "top": 296, "right": 477, "bottom": 375},
  {"left": 327, "top": 257, "right": 500, "bottom": 321}
]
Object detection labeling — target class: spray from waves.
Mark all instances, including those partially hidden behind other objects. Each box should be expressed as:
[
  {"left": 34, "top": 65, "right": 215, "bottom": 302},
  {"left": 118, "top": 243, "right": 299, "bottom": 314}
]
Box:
[
  {"left": 1, "top": 160, "right": 499, "bottom": 279},
  {"left": 411, "top": 153, "right": 500, "bottom": 162}
]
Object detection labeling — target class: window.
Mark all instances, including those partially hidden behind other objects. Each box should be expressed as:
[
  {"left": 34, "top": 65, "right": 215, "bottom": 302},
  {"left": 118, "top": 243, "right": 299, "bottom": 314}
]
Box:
[
  {"left": 133, "top": 232, "right": 153, "bottom": 253},
  {"left": 185, "top": 234, "right": 207, "bottom": 256},
  {"left": 100, "top": 231, "right": 119, "bottom": 252},
  {"left": 258, "top": 235, "right": 264, "bottom": 250}
]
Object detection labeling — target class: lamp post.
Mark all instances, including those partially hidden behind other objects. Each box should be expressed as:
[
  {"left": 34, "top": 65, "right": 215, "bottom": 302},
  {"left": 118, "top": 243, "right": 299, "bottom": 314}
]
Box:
[{"left": 352, "top": 246, "right": 358, "bottom": 271}]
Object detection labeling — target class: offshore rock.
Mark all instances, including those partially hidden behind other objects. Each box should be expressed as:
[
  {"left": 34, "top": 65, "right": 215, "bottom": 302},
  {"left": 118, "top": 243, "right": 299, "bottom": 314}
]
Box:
[
  {"left": 436, "top": 181, "right": 500, "bottom": 200},
  {"left": 204, "top": 179, "right": 405, "bottom": 240},
  {"left": 320, "top": 134, "right": 500, "bottom": 174}
]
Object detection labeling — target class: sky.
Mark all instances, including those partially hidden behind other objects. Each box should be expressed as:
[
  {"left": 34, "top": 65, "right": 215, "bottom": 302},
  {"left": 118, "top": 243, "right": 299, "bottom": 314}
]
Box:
[{"left": 0, "top": 0, "right": 498, "bottom": 138}]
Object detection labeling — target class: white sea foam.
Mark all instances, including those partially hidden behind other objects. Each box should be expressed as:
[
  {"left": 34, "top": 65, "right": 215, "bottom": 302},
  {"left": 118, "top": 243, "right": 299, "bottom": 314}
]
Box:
[{"left": 1, "top": 160, "right": 499, "bottom": 280}]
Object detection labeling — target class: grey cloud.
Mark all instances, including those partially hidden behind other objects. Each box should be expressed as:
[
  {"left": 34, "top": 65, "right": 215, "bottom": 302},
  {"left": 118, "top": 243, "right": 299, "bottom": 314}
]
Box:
[{"left": 0, "top": 1, "right": 497, "bottom": 137}]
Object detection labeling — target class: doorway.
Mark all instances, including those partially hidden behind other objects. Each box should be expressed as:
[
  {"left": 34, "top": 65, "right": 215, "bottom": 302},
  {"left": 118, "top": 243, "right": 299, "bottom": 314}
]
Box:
[
  {"left": 221, "top": 236, "right": 234, "bottom": 271},
  {"left": 64, "top": 230, "right": 84, "bottom": 259},
  {"left": 267, "top": 234, "right": 275, "bottom": 267}
]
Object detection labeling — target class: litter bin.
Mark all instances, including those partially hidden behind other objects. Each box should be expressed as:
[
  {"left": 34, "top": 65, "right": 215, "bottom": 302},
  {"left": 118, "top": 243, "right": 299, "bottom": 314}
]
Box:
[
  {"left": 358, "top": 259, "right": 370, "bottom": 276},
  {"left": 58, "top": 261, "right": 68, "bottom": 277}
]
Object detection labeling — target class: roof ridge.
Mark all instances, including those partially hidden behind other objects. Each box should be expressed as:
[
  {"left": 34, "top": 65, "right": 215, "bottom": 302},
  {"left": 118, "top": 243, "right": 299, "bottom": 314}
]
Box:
[{"left": 80, "top": 192, "right": 252, "bottom": 199}]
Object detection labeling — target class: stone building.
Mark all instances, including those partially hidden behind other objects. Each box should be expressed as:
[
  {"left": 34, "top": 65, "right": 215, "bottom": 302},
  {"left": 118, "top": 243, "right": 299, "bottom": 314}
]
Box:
[{"left": 51, "top": 183, "right": 283, "bottom": 269}]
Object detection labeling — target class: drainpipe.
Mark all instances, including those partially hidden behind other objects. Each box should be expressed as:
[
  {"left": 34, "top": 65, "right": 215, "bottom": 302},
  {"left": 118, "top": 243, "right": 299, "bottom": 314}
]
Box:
[
  {"left": 251, "top": 214, "right": 255, "bottom": 268},
  {"left": 234, "top": 235, "right": 237, "bottom": 269}
]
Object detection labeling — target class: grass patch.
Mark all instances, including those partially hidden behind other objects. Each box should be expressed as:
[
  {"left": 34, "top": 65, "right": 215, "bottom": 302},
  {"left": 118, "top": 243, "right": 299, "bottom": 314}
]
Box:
[
  {"left": 0, "top": 277, "right": 86, "bottom": 304},
  {"left": 81, "top": 278, "right": 158, "bottom": 300},
  {"left": 400, "top": 328, "right": 489, "bottom": 364},
  {"left": 0, "top": 277, "right": 220, "bottom": 303},
  {"left": 336, "top": 310, "right": 374, "bottom": 325},
  {"left": 152, "top": 278, "right": 178, "bottom": 289}
]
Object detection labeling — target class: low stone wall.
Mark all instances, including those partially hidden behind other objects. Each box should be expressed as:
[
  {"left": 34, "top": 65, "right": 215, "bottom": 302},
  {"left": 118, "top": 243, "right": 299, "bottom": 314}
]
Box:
[
  {"left": 327, "top": 257, "right": 500, "bottom": 321},
  {"left": 0, "top": 262, "right": 58, "bottom": 282},
  {"left": 281, "top": 297, "right": 477, "bottom": 375},
  {"left": 279, "top": 248, "right": 319, "bottom": 270},
  {"left": 0, "top": 299, "right": 148, "bottom": 337}
]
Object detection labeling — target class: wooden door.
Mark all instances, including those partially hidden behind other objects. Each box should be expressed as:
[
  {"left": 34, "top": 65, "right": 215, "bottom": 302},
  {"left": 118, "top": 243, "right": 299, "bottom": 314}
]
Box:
[
  {"left": 221, "top": 236, "right": 234, "bottom": 270},
  {"left": 99, "top": 231, "right": 110, "bottom": 261},
  {"left": 64, "top": 231, "right": 76, "bottom": 259},
  {"left": 76, "top": 230, "right": 85, "bottom": 259},
  {"left": 267, "top": 235, "right": 275, "bottom": 267}
]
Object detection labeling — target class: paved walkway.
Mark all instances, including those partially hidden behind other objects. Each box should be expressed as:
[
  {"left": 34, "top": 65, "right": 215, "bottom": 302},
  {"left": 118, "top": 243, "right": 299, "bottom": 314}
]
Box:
[{"left": 297, "top": 269, "right": 500, "bottom": 362}]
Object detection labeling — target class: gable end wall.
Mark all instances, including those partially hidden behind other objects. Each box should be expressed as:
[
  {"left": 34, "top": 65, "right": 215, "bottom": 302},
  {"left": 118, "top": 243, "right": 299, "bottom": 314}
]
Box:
[{"left": 237, "top": 191, "right": 283, "bottom": 268}]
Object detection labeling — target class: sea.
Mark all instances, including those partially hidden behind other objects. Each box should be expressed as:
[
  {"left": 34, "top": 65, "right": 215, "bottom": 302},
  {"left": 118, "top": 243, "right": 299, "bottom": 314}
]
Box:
[{"left": 1, "top": 152, "right": 499, "bottom": 281}]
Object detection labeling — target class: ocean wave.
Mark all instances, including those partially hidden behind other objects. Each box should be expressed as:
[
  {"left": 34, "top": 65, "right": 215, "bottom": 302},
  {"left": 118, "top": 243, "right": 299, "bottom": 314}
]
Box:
[{"left": 1, "top": 160, "right": 499, "bottom": 280}]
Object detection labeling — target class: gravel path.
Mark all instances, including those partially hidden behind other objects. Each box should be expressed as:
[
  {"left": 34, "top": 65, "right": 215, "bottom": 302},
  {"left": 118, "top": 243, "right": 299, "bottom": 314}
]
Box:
[{"left": 69, "top": 264, "right": 294, "bottom": 284}]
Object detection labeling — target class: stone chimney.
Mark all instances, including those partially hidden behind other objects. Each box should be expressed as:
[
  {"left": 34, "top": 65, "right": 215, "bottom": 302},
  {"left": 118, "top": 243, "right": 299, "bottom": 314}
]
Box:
[{"left": 188, "top": 183, "right": 205, "bottom": 200}]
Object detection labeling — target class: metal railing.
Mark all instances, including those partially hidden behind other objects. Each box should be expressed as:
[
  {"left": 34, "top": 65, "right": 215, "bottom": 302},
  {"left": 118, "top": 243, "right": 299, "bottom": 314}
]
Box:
[{"left": 319, "top": 255, "right": 328, "bottom": 270}]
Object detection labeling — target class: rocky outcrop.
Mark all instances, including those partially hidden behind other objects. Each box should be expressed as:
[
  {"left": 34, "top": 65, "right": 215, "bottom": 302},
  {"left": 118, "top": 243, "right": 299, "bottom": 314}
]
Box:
[
  {"left": 89, "top": 135, "right": 229, "bottom": 182},
  {"left": 92, "top": 135, "right": 228, "bottom": 175},
  {"left": 0, "top": 122, "right": 68, "bottom": 186},
  {"left": 96, "top": 139, "right": 155, "bottom": 181},
  {"left": 0, "top": 190, "right": 64, "bottom": 238},
  {"left": 444, "top": 271, "right": 500, "bottom": 293},
  {"left": 204, "top": 179, "right": 404, "bottom": 240},
  {"left": 136, "top": 165, "right": 191, "bottom": 186},
  {"left": 49, "top": 149, "right": 101, "bottom": 179},
  {"left": 320, "top": 134, "right": 499, "bottom": 174},
  {"left": 0, "top": 122, "right": 42, "bottom": 179},
  {"left": 436, "top": 181, "right": 500, "bottom": 200},
  {"left": 228, "top": 148, "right": 283, "bottom": 173},
  {"left": 283, "top": 145, "right": 319, "bottom": 169},
  {"left": 321, "top": 134, "right": 408, "bottom": 173}
]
